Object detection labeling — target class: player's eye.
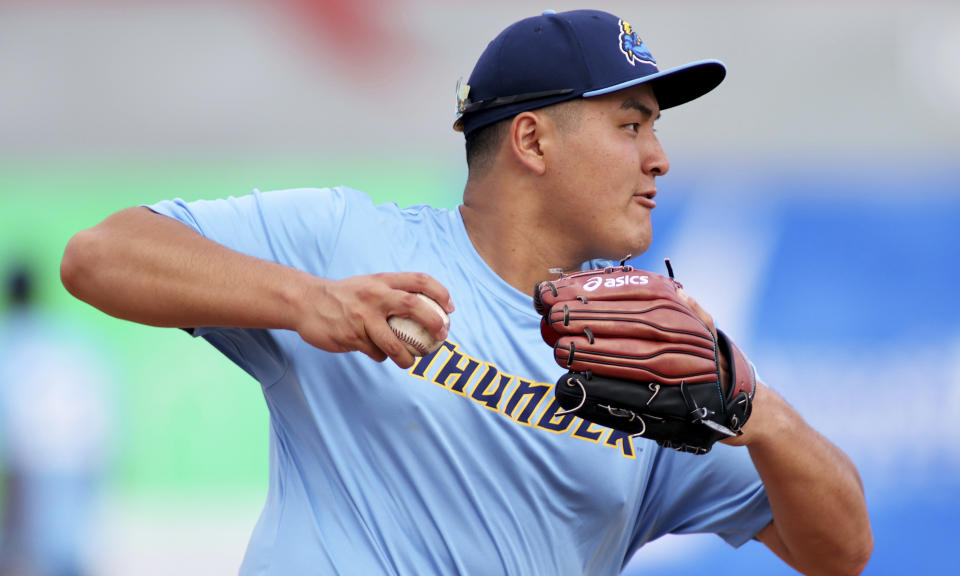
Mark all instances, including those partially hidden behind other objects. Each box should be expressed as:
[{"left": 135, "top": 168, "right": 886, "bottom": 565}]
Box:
[{"left": 624, "top": 123, "right": 641, "bottom": 133}]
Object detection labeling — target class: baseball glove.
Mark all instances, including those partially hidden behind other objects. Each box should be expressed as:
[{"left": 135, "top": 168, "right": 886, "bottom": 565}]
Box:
[{"left": 533, "top": 263, "right": 756, "bottom": 454}]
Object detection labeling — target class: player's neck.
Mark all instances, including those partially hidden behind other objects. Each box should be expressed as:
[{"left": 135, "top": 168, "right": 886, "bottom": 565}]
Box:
[{"left": 461, "top": 180, "right": 585, "bottom": 295}]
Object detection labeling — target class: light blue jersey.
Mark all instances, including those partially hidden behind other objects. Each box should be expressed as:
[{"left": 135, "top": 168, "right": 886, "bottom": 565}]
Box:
[{"left": 148, "top": 187, "right": 771, "bottom": 576}]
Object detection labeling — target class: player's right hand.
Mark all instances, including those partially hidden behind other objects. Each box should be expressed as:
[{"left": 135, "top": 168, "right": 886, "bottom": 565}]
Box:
[{"left": 294, "top": 272, "right": 454, "bottom": 369}]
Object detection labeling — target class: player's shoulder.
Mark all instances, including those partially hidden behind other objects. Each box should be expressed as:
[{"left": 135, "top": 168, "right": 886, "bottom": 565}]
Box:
[
  {"left": 256, "top": 185, "right": 453, "bottom": 239},
  {"left": 251, "top": 186, "right": 374, "bottom": 224},
  {"left": 255, "top": 185, "right": 361, "bottom": 206},
  {"left": 258, "top": 185, "right": 435, "bottom": 212},
  {"left": 336, "top": 187, "right": 452, "bottom": 227}
]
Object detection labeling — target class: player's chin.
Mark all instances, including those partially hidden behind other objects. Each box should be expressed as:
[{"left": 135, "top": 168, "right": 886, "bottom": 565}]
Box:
[
  {"left": 603, "top": 233, "right": 651, "bottom": 261},
  {"left": 629, "top": 236, "right": 653, "bottom": 258},
  {"left": 591, "top": 216, "right": 652, "bottom": 260},
  {"left": 622, "top": 222, "right": 653, "bottom": 257}
]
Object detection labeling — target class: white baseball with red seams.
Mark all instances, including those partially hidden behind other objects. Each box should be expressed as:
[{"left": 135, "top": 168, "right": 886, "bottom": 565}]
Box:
[{"left": 387, "top": 294, "right": 450, "bottom": 356}]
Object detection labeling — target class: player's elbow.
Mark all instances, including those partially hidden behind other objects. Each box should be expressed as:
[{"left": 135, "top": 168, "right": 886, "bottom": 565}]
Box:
[
  {"left": 775, "top": 520, "right": 873, "bottom": 576},
  {"left": 61, "top": 226, "right": 106, "bottom": 303},
  {"left": 833, "top": 515, "right": 874, "bottom": 576},
  {"left": 841, "top": 531, "right": 874, "bottom": 576},
  {"left": 806, "top": 533, "right": 874, "bottom": 576}
]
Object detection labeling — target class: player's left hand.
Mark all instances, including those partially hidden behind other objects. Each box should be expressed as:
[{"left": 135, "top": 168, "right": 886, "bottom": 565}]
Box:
[
  {"left": 670, "top": 286, "right": 759, "bottom": 447},
  {"left": 533, "top": 264, "right": 757, "bottom": 454}
]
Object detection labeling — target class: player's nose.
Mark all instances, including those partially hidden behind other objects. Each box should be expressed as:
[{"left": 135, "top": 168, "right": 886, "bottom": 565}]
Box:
[{"left": 643, "top": 136, "right": 670, "bottom": 177}]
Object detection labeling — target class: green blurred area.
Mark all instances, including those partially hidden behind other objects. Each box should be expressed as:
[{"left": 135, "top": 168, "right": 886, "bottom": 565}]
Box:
[{"left": 0, "top": 157, "right": 464, "bottom": 496}]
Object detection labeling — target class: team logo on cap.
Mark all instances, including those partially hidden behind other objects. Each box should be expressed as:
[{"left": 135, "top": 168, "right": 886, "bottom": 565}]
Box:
[{"left": 618, "top": 20, "right": 656, "bottom": 67}]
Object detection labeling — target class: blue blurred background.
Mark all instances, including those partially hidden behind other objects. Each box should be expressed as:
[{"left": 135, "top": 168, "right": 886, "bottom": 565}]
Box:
[{"left": 0, "top": 1, "right": 957, "bottom": 574}]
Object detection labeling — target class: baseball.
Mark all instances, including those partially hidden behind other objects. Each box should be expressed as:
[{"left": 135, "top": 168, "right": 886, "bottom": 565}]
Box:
[{"left": 387, "top": 293, "right": 450, "bottom": 356}]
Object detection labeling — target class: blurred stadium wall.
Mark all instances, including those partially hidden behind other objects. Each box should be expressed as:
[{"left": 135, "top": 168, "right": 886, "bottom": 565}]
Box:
[{"left": 0, "top": 1, "right": 957, "bottom": 574}]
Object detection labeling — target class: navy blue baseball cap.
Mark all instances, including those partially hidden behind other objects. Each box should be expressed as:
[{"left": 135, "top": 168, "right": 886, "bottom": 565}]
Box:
[{"left": 454, "top": 9, "right": 726, "bottom": 136}]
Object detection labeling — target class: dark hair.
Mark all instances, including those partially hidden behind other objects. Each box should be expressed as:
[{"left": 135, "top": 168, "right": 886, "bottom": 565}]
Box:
[
  {"left": 464, "top": 100, "right": 583, "bottom": 177},
  {"left": 464, "top": 117, "right": 510, "bottom": 175}
]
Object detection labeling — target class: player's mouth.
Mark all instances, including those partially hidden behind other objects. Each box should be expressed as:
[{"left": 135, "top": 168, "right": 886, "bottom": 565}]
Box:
[{"left": 633, "top": 190, "right": 657, "bottom": 209}]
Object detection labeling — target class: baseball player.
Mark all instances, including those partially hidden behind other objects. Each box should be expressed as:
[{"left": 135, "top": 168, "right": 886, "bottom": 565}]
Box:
[{"left": 61, "top": 9, "right": 871, "bottom": 576}]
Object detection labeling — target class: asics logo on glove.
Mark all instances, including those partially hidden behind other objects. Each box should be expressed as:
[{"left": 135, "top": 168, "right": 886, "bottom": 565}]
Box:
[{"left": 582, "top": 274, "right": 649, "bottom": 292}]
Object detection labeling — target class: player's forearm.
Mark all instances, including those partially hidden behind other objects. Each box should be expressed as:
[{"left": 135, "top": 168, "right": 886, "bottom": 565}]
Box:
[
  {"left": 745, "top": 383, "right": 873, "bottom": 576},
  {"left": 61, "top": 206, "right": 310, "bottom": 331}
]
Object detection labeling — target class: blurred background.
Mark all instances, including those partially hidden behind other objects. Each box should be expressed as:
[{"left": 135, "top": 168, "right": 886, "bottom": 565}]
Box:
[{"left": 0, "top": 0, "right": 957, "bottom": 574}]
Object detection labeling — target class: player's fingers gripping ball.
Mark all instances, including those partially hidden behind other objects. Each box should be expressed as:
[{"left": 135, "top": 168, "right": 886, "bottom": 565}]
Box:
[
  {"left": 533, "top": 263, "right": 757, "bottom": 454},
  {"left": 388, "top": 293, "right": 450, "bottom": 356}
]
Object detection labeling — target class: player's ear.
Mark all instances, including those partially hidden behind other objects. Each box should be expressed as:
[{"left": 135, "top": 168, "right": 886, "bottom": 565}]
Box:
[{"left": 509, "top": 112, "right": 548, "bottom": 176}]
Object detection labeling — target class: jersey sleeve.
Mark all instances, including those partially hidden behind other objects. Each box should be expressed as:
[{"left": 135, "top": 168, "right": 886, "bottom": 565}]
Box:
[
  {"left": 636, "top": 444, "right": 772, "bottom": 548},
  {"left": 147, "top": 187, "right": 354, "bottom": 276},
  {"left": 143, "top": 186, "right": 362, "bottom": 386}
]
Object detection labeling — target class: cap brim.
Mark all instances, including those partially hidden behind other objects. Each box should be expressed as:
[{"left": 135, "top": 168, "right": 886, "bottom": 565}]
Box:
[{"left": 582, "top": 59, "right": 726, "bottom": 109}]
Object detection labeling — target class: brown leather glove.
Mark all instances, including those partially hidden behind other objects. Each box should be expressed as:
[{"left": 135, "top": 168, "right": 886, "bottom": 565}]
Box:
[{"left": 534, "top": 265, "right": 756, "bottom": 454}]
